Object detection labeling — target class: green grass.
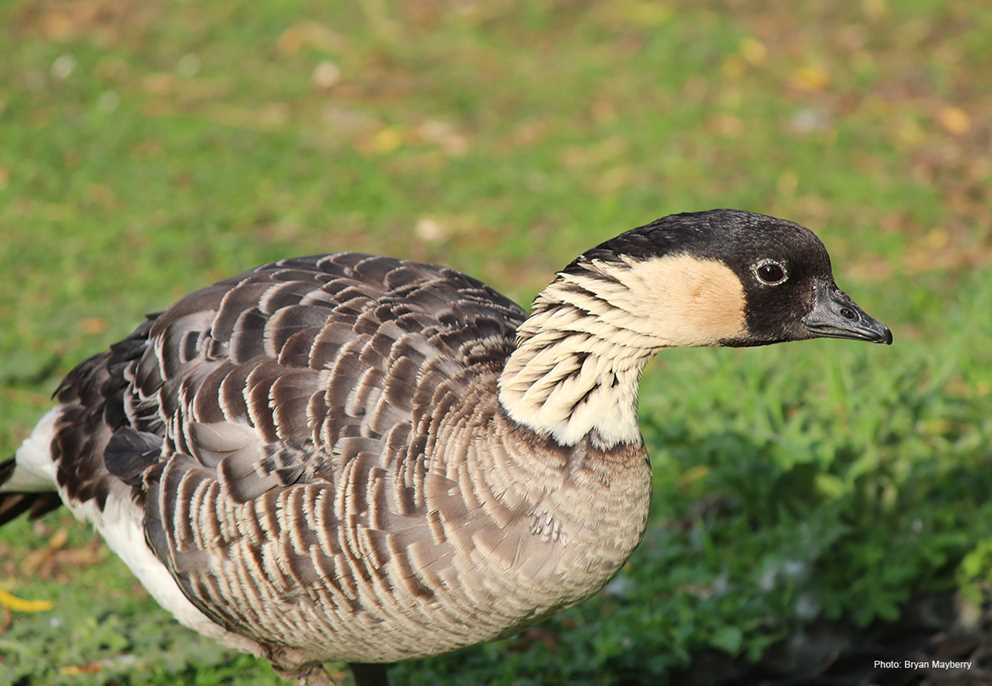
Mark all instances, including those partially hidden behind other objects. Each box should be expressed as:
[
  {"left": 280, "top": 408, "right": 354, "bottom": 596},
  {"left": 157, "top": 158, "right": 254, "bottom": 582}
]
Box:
[{"left": 1, "top": 1, "right": 991, "bottom": 684}]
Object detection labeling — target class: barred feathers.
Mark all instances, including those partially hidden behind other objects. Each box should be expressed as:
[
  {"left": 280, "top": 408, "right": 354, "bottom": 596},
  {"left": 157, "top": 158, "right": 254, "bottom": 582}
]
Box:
[{"left": 47, "top": 253, "right": 651, "bottom": 668}]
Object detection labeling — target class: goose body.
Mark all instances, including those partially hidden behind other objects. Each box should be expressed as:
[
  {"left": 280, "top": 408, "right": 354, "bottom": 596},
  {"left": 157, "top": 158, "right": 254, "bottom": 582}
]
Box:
[{"left": 1, "top": 210, "right": 891, "bottom": 684}]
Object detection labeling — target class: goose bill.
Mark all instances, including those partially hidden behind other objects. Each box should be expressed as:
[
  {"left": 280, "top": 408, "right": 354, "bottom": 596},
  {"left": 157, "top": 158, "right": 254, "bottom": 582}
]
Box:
[{"left": 803, "top": 281, "right": 893, "bottom": 344}]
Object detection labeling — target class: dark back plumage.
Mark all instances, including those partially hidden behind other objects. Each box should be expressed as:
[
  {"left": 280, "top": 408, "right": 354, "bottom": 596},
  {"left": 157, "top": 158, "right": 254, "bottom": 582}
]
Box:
[
  {"left": 55, "top": 253, "right": 524, "bottom": 501},
  {"left": 45, "top": 254, "right": 577, "bottom": 663}
]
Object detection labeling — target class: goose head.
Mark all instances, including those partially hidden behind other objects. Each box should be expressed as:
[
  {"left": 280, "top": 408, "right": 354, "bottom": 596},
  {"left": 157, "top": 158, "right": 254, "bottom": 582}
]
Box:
[
  {"left": 555, "top": 208, "right": 893, "bottom": 348},
  {"left": 499, "top": 209, "right": 892, "bottom": 448}
]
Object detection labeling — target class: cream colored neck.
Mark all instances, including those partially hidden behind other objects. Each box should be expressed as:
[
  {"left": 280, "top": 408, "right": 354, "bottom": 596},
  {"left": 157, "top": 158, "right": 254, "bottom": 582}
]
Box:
[
  {"left": 497, "top": 254, "right": 747, "bottom": 449},
  {"left": 497, "top": 268, "right": 660, "bottom": 449}
]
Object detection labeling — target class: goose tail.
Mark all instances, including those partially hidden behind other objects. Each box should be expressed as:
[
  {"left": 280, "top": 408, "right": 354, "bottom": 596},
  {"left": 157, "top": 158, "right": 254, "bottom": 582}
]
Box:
[
  {"left": 0, "top": 460, "right": 62, "bottom": 526},
  {"left": 0, "top": 408, "right": 64, "bottom": 526}
]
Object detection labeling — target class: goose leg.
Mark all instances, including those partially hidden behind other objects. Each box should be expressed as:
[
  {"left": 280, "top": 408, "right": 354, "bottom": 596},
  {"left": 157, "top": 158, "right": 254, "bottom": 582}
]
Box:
[
  {"left": 286, "top": 663, "right": 334, "bottom": 686},
  {"left": 349, "top": 662, "right": 390, "bottom": 686}
]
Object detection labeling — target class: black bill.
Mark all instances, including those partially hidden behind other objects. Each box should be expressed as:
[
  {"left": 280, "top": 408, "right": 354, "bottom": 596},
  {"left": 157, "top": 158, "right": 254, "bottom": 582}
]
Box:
[{"left": 803, "top": 281, "right": 893, "bottom": 345}]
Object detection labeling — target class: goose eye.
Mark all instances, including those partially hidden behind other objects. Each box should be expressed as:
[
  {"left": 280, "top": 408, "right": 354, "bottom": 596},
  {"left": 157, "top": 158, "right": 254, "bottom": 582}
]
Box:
[{"left": 754, "top": 260, "right": 788, "bottom": 286}]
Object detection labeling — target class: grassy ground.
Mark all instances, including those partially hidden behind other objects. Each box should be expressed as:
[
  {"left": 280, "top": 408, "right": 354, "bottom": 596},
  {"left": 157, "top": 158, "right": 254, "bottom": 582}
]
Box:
[{"left": 1, "top": 1, "right": 991, "bottom": 684}]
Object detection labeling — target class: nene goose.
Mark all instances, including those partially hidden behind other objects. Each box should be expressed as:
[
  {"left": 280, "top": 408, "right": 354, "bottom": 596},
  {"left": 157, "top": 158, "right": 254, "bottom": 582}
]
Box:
[{"left": 0, "top": 210, "right": 891, "bottom": 685}]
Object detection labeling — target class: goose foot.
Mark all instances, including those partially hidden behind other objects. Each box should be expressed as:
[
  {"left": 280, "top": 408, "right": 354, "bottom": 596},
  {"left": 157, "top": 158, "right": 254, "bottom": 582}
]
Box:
[
  {"left": 349, "top": 662, "right": 390, "bottom": 686},
  {"left": 277, "top": 662, "right": 335, "bottom": 686}
]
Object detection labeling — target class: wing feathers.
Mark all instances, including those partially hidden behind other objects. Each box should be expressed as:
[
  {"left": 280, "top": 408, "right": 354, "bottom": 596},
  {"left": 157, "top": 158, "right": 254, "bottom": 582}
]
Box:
[{"left": 49, "top": 251, "right": 533, "bottom": 655}]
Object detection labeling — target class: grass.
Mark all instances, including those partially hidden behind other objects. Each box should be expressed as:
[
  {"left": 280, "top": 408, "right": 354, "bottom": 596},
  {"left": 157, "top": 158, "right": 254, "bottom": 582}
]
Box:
[{"left": 1, "top": 0, "right": 991, "bottom": 684}]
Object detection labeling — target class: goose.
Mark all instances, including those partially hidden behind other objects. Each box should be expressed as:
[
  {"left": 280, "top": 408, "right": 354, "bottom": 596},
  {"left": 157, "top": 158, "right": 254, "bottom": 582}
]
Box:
[{"left": 0, "top": 209, "right": 892, "bottom": 685}]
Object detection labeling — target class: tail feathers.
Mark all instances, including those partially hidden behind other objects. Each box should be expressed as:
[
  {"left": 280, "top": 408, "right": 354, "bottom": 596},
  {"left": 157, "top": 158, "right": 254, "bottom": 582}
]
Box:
[
  {"left": 0, "top": 493, "right": 62, "bottom": 526},
  {"left": 0, "top": 457, "right": 62, "bottom": 526},
  {"left": 0, "top": 457, "right": 14, "bottom": 486}
]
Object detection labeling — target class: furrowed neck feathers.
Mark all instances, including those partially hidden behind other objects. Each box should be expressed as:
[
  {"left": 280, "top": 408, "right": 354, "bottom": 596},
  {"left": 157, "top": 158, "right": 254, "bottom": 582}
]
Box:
[{"left": 497, "top": 253, "right": 746, "bottom": 449}]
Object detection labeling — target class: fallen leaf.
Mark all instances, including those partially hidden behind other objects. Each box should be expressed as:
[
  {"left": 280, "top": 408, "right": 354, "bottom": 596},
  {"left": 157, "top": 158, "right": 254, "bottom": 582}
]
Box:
[
  {"left": 48, "top": 528, "right": 69, "bottom": 550},
  {"left": 740, "top": 38, "right": 767, "bottom": 65},
  {"left": 364, "top": 127, "right": 403, "bottom": 154},
  {"left": 312, "top": 61, "right": 341, "bottom": 89},
  {"left": 415, "top": 217, "right": 448, "bottom": 242},
  {"left": 0, "top": 588, "right": 53, "bottom": 613},
  {"left": 790, "top": 65, "right": 830, "bottom": 92},
  {"left": 937, "top": 106, "right": 970, "bottom": 136}
]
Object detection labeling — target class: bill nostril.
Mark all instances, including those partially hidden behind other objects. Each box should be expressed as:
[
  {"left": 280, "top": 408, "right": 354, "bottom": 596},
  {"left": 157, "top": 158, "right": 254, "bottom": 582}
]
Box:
[{"left": 840, "top": 307, "right": 857, "bottom": 321}]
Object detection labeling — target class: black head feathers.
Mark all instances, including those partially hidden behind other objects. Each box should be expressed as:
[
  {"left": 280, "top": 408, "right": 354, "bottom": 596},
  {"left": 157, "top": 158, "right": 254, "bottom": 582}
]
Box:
[{"left": 565, "top": 209, "right": 890, "bottom": 346}]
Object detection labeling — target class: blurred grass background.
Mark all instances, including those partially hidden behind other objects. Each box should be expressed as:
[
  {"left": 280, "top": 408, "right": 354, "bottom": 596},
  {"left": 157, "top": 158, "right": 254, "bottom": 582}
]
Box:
[{"left": 1, "top": 1, "right": 991, "bottom": 684}]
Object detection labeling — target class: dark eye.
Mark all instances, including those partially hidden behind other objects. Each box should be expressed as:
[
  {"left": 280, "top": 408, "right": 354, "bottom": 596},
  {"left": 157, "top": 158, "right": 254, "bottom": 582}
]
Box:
[{"left": 753, "top": 259, "right": 788, "bottom": 286}]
